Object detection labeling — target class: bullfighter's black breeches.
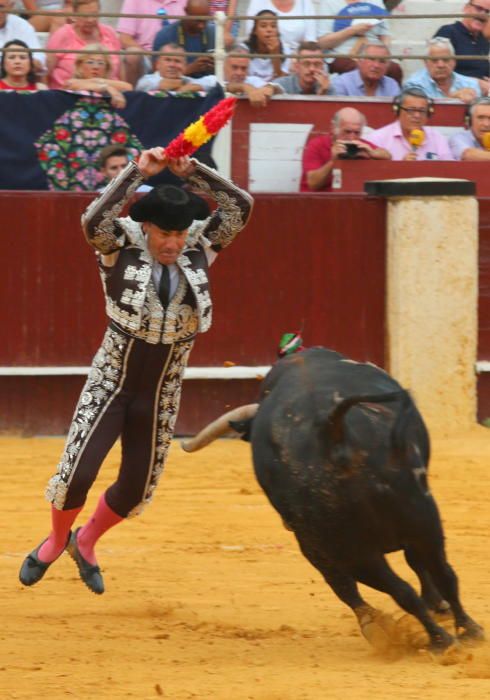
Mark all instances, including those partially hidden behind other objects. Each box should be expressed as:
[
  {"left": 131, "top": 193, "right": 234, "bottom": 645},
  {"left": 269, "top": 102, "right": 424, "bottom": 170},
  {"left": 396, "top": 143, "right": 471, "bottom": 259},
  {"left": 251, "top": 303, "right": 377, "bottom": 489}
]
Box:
[{"left": 46, "top": 324, "right": 194, "bottom": 518}]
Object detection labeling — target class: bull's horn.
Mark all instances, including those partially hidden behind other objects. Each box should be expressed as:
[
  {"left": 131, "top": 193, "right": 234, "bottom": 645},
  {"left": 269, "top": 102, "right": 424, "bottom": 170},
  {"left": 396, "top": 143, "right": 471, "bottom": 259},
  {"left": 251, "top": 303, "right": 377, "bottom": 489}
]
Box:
[{"left": 181, "top": 403, "right": 259, "bottom": 452}]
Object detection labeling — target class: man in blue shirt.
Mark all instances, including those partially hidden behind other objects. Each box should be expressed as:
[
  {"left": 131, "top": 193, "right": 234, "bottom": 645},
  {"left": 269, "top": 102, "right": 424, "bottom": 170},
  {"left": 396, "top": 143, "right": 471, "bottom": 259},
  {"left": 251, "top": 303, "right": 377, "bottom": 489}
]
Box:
[
  {"left": 331, "top": 40, "right": 400, "bottom": 96},
  {"left": 404, "top": 37, "right": 481, "bottom": 103},
  {"left": 450, "top": 97, "right": 490, "bottom": 159},
  {"left": 153, "top": 0, "right": 215, "bottom": 77},
  {"left": 434, "top": 0, "right": 490, "bottom": 87}
]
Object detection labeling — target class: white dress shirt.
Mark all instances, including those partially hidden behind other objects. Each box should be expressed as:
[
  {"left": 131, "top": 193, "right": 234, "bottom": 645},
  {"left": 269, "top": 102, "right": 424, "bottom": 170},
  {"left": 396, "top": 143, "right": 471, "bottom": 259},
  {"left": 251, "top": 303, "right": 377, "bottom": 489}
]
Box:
[
  {"left": 0, "top": 15, "right": 45, "bottom": 65},
  {"left": 151, "top": 247, "right": 217, "bottom": 300}
]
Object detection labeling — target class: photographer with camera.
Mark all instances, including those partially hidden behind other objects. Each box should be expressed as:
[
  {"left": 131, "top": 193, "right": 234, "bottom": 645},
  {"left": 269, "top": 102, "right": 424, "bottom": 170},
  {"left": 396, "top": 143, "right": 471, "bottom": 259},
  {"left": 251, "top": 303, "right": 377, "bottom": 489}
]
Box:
[{"left": 300, "top": 107, "right": 391, "bottom": 192}]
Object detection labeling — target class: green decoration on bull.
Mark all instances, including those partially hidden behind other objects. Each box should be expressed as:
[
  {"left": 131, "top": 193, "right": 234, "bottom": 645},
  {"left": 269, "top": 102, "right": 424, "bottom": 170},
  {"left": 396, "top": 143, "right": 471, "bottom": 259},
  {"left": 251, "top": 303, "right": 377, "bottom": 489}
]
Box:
[{"left": 277, "top": 332, "right": 304, "bottom": 358}]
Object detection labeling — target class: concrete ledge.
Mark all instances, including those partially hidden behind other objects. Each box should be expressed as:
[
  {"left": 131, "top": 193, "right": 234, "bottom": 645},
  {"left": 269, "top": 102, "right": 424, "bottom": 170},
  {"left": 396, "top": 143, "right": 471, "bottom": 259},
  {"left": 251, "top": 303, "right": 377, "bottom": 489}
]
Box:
[{"left": 365, "top": 177, "right": 476, "bottom": 198}]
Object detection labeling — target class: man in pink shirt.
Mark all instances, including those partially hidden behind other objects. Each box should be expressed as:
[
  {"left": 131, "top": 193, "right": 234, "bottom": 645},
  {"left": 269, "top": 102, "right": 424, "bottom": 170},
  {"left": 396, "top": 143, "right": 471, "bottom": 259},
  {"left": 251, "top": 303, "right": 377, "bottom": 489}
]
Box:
[
  {"left": 47, "top": 0, "right": 122, "bottom": 89},
  {"left": 117, "top": 0, "right": 187, "bottom": 85},
  {"left": 369, "top": 87, "right": 454, "bottom": 160}
]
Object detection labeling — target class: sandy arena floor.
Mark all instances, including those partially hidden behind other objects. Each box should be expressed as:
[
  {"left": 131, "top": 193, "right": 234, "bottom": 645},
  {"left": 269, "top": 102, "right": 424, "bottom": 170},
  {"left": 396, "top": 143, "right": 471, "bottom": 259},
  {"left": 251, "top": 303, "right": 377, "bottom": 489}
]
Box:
[{"left": 0, "top": 429, "right": 489, "bottom": 700}]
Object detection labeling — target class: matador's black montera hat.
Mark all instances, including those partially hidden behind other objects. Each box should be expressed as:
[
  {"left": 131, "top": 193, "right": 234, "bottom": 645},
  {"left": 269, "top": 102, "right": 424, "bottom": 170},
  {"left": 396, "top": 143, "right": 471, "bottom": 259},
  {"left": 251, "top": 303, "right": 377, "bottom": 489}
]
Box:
[{"left": 130, "top": 184, "right": 210, "bottom": 231}]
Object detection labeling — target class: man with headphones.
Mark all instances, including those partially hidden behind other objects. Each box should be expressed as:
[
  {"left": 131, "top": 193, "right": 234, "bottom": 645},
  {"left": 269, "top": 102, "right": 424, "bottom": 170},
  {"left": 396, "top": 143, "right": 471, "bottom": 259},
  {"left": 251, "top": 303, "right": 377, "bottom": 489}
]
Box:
[
  {"left": 449, "top": 97, "right": 490, "bottom": 160},
  {"left": 368, "top": 87, "right": 453, "bottom": 161}
]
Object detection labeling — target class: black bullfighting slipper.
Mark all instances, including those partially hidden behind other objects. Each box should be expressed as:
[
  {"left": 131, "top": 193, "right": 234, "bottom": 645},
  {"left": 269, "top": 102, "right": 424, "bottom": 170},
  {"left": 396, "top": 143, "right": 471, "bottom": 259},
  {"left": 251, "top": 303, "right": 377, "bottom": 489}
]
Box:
[
  {"left": 67, "top": 528, "right": 105, "bottom": 595},
  {"left": 19, "top": 531, "right": 72, "bottom": 587}
]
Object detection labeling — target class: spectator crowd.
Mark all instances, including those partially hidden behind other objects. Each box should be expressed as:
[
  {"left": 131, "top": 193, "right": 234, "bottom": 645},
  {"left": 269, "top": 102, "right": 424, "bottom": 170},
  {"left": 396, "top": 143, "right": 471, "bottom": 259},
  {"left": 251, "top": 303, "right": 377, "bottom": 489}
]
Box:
[{"left": 1, "top": 0, "right": 490, "bottom": 190}]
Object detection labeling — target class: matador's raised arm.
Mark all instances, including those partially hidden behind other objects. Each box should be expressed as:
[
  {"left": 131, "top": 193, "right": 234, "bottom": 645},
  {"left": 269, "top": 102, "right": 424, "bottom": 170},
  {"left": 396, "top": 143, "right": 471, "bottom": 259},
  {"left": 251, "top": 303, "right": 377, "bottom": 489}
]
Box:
[
  {"left": 81, "top": 159, "right": 253, "bottom": 256},
  {"left": 186, "top": 161, "right": 253, "bottom": 251}
]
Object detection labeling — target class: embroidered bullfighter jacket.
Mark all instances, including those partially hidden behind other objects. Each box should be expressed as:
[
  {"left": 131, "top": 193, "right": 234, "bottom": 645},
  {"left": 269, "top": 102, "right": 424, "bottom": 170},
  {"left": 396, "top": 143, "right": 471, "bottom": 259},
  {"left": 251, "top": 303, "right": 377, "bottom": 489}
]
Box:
[{"left": 81, "top": 160, "right": 253, "bottom": 345}]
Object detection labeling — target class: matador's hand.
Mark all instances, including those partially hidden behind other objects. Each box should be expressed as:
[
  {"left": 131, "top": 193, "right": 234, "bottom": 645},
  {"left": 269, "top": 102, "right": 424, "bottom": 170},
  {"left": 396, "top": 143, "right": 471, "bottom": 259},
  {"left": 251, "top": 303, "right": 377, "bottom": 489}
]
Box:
[
  {"left": 167, "top": 156, "right": 196, "bottom": 178},
  {"left": 138, "top": 147, "right": 168, "bottom": 178}
]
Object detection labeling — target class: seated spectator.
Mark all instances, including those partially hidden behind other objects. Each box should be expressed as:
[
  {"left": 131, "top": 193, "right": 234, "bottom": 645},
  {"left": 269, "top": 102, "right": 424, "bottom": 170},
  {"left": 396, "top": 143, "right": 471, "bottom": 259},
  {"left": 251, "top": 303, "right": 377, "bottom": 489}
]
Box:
[
  {"left": 404, "top": 38, "right": 481, "bottom": 104},
  {"left": 300, "top": 106, "right": 391, "bottom": 192},
  {"left": 18, "top": 1, "right": 64, "bottom": 32},
  {"left": 135, "top": 42, "right": 212, "bottom": 93},
  {"left": 0, "top": 38, "right": 47, "bottom": 89},
  {"left": 153, "top": 0, "right": 215, "bottom": 78},
  {"left": 182, "top": 44, "right": 277, "bottom": 105},
  {"left": 242, "top": 9, "right": 287, "bottom": 81},
  {"left": 45, "top": 1, "right": 75, "bottom": 34},
  {"left": 29, "top": 1, "right": 76, "bottom": 35},
  {"left": 63, "top": 43, "right": 132, "bottom": 107},
  {"left": 369, "top": 87, "right": 453, "bottom": 160},
  {"left": 433, "top": 0, "right": 490, "bottom": 89},
  {"left": 318, "top": 0, "right": 390, "bottom": 65},
  {"left": 117, "top": 0, "right": 187, "bottom": 87},
  {"left": 317, "top": 0, "right": 402, "bottom": 82},
  {"left": 330, "top": 40, "right": 399, "bottom": 96},
  {"left": 244, "top": 0, "right": 317, "bottom": 60},
  {"left": 98, "top": 144, "right": 152, "bottom": 189},
  {"left": 272, "top": 41, "right": 331, "bottom": 95},
  {"left": 221, "top": 44, "right": 277, "bottom": 106},
  {"left": 0, "top": 0, "right": 46, "bottom": 71},
  {"left": 450, "top": 97, "right": 490, "bottom": 159},
  {"left": 46, "top": 0, "right": 122, "bottom": 89}
]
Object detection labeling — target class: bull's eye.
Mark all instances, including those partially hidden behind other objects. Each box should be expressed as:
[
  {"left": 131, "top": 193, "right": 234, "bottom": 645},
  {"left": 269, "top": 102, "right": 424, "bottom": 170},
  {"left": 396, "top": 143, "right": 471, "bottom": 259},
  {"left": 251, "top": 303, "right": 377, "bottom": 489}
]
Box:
[{"left": 413, "top": 466, "right": 429, "bottom": 494}]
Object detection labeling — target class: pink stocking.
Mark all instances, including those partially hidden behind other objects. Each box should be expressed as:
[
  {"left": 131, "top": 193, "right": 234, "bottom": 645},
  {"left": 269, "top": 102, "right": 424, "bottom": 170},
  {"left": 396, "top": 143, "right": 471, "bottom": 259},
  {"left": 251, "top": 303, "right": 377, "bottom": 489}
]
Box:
[
  {"left": 37, "top": 505, "right": 83, "bottom": 563},
  {"left": 76, "top": 492, "right": 124, "bottom": 565}
]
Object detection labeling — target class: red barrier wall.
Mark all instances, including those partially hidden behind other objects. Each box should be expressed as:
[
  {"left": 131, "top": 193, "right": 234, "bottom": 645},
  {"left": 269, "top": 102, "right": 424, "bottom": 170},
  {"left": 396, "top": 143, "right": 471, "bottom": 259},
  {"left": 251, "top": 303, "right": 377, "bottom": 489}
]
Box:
[
  {"left": 1, "top": 191, "right": 386, "bottom": 433},
  {"left": 0, "top": 190, "right": 489, "bottom": 434},
  {"left": 0, "top": 192, "right": 386, "bottom": 367}
]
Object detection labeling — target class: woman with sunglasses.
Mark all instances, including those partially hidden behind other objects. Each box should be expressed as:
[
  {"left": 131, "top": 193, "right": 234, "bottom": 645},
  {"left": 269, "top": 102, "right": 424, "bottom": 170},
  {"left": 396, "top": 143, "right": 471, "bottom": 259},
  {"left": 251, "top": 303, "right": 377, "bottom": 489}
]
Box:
[
  {"left": 63, "top": 43, "right": 132, "bottom": 108},
  {"left": 46, "top": 0, "right": 122, "bottom": 89}
]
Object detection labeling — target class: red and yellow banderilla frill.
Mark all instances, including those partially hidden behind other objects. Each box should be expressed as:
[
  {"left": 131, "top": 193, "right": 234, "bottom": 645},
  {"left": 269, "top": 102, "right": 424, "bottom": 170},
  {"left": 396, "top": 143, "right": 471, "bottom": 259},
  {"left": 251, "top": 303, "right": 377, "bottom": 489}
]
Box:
[{"left": 164, "top": 96, "right": 237, "bottom": 158}]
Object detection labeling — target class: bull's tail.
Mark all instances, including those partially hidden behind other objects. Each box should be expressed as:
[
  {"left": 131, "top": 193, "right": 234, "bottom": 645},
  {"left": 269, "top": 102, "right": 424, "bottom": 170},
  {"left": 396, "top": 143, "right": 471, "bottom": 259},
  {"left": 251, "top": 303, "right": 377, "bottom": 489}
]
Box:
[
  {"left": 390, "top": 391, "right": 430, "bottom": 465},
  {"left": 326, "top": 389, "right": 429, "bottom": 467},
  {"left": 326, "top": 390, "right": 407, "bottom": 443}
]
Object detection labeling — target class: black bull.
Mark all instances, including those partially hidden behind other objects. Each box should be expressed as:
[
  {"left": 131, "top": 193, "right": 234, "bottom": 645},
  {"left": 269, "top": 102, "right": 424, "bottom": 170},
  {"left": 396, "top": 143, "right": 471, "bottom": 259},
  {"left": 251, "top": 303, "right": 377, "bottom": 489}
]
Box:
[{"left": 183, "top": 347, "right": 483, "bottom": 650}]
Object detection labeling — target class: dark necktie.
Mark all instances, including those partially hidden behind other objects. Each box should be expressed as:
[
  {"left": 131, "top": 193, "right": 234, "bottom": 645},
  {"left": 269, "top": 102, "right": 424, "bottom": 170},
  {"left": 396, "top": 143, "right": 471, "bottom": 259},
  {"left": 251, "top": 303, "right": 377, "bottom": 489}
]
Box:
[{"left": 158, "top": 264, "right": 170, "bottom": 308}]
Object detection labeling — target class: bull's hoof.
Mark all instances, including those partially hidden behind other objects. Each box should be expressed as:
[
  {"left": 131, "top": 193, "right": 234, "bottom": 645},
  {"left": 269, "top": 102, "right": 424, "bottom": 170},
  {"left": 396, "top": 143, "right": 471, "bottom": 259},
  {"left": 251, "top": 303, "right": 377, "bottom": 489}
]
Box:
[
  {"left": 429, "top": 627, "right": 455, "bottom": 653},
  {"left": 358, "top": 609, "right": 400, "bottom": 654},
  {"left": 432, "top": 607, "right": 453, "bottom": 624},
  {"left": 392, "top": 613, "right": 429, "bottom": 650},
  {"left": 430, "top": 644, "right": 470, "bottom": 666},
  {"left": 457, "top": 620, "right": 485, "bottom": 644},
  {"left": 431, "top": 599, "right": 451, "bottom": 615}
]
